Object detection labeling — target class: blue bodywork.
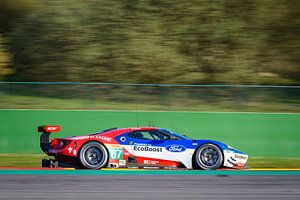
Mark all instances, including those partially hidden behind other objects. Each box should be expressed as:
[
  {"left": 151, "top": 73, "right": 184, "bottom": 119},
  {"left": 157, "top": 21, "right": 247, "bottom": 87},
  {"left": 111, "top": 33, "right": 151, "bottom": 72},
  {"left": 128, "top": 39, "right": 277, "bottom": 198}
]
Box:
[
  {"left": 114, "top": 128, "right": 233, "bottom": 152},
  {"left": 112, "top": 127, "right": 248, "bottom": 169}
]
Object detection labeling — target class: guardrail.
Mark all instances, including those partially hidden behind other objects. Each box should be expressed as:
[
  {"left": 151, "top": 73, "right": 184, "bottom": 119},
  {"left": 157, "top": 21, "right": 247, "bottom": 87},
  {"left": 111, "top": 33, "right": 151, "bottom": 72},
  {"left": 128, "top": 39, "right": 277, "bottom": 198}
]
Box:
[{"left": 0, "top": 82, "right": 299, "bottom": 112}]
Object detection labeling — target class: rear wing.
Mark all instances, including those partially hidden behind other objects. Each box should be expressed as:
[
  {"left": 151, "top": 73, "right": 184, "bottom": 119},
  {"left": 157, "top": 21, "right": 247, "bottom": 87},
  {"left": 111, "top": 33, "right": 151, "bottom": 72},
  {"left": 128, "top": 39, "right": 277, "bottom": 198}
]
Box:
[
  {"left": 38, "top": 125, "right": 61, "bottom": 133},
  {"left": 38, "top": 125, "right": 60, "bottom": 155}
]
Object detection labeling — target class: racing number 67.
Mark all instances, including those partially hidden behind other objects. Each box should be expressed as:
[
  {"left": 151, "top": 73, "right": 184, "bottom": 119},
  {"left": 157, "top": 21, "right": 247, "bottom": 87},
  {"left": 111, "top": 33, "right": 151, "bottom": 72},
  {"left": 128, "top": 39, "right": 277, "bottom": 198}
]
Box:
[{"left": 110, "top": 148, "right": 123, "bottom": 160}]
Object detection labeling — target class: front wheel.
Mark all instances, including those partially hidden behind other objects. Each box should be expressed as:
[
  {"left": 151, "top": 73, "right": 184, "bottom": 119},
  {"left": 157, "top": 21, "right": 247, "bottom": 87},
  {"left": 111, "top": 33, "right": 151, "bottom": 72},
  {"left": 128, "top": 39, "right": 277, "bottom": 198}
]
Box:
[
  {"left": 78, "top": 142, "right": 108, "bottom": 169},
  {"left": 193, "top": 143, "right": 223, "bottom": 170}
]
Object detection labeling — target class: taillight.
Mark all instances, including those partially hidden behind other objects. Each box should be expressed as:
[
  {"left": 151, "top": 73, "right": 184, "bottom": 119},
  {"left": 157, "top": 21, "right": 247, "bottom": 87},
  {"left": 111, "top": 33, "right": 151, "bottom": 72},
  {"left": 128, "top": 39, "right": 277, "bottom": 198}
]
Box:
[{"left": 57, "top": 140, "right": 70, "bottom": 149}]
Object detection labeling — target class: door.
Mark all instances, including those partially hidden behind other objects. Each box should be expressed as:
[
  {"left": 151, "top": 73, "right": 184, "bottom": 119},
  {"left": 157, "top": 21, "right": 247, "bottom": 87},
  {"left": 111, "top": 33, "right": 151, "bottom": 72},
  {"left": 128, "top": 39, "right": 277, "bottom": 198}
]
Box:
[{"left": 122, "top": 129, "right": 188, "bottom": 167}]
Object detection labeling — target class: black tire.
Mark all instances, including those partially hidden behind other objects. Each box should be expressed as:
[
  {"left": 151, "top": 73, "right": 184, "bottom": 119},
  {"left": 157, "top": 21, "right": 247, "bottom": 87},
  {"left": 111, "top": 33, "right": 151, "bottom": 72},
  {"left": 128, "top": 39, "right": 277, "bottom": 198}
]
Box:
[
  {"left": 193, "top": 143, "right": 223, "bottom": 170},
  {"left": 78, "top": 141, "right": 108, "bottom": 169}
]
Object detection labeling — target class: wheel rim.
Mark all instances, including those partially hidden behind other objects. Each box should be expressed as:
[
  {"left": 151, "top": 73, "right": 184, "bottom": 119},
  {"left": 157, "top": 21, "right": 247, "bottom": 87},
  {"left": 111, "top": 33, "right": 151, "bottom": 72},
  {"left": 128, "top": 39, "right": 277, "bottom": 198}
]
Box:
[
  {"left": 199, "top": 146, "right": 220, "bottom": 168},
  {"left": 83, "top": 146, "right": 105, "bottom": 166}
]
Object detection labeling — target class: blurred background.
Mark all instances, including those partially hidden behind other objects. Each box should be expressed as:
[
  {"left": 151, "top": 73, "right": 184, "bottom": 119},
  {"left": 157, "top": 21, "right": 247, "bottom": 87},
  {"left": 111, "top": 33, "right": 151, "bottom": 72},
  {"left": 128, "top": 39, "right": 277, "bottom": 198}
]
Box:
[
  {"left": 0, "top": 0, "right": 299, "bottom": 111},
  {"left": 0, "top": 0, "right": 299, "bottom": 84},
  {"left": 0, "top": 0, "right": 299, "bottom": 167}
]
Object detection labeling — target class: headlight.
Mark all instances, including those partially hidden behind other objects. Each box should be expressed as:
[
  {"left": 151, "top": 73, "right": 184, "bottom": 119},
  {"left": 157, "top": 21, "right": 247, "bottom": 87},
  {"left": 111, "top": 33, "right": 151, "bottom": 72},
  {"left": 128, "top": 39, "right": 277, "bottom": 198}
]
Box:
[{"left": 227, "top": 145, "right": 237, "bottom": 150}]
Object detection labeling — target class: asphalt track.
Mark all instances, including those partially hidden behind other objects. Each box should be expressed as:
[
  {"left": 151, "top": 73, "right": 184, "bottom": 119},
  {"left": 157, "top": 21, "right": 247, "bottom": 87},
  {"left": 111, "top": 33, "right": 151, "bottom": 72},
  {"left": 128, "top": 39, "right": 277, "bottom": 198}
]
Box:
[{"left": 0, "top": 170, "right": 300, "bottom": 200}]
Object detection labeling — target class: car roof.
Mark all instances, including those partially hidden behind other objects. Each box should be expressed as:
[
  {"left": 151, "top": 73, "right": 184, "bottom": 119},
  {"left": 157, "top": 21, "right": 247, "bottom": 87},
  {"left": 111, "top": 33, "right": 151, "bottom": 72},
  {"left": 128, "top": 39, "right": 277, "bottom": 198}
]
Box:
[{"left": 92, "top": 127, "right": 161, "bottom": 136}]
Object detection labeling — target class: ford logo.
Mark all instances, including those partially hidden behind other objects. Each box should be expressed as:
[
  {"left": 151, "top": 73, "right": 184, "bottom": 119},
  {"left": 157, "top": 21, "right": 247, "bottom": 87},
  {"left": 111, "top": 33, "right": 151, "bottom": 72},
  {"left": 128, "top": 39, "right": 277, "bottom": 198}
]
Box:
[{"left": 166, "top": 145, "right": 186, "bottom": 152}]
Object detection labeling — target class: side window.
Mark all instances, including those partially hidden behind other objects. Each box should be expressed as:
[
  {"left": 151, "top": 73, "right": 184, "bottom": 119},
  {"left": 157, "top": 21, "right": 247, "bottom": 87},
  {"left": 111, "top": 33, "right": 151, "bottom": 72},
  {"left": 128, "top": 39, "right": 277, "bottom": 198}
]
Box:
[
  {"left": 128, "top": 131, "right": 154, "bottom": 140},
  {"left": 149, "top": 131, "right": 169, "bottom": 140},
  {"left": 128, "top": 130, "right": 174, "bottom": 140},
  {"left": 140, "top": 132, "right": 154, "bottom": 140}
]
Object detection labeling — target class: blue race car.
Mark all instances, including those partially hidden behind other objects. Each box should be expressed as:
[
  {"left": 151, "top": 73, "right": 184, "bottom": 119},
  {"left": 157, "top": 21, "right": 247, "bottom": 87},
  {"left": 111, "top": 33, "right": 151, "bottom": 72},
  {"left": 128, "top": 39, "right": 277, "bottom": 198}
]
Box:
[{"left": 39, "top": 126, "right": 248, "bottom": 170}]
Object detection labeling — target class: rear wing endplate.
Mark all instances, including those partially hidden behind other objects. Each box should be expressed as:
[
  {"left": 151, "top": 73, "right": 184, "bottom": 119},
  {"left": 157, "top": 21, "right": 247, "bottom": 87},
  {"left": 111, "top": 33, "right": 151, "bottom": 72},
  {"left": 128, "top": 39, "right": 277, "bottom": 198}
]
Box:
[{"left": 38, "top": 125, "right": 60, "bottom": 156}]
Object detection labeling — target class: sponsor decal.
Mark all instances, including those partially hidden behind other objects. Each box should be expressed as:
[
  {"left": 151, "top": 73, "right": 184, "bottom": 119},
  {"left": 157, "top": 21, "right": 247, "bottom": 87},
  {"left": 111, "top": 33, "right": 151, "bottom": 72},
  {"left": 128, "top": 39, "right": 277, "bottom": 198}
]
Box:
[
  {"left": 46, "top": 126, "right": 60, "bottom": 132},
  {"left": 237, "top": 162, "right": 245, "bottom": 167},
  {"left": 133, "top": 143, "right": 150, "bottom": 146},
  {"left": 124, "top": 152, "right": 130, "bottom": 156},
  {"left": 144, "top": 160, "right": 159, "bottom": 165},
  {"left": 235, "top": 154, "right": 247, "bottom": 160},
  {"left": 72, "top": 136, "right": 89, "bottom": 140},
  {"left": 68, "top": 147, "right": 72, "bottom": 154},
  {"left": 165, "top": 145, "right": 186, "bottom": 152},
  {"left": 133, "top": 145, "right": 162, "bottom": 152},
  {"left": 119, "top": 160, "right": 126, "bottom": 166},
  {"left": 96, "top": 135, "right": 112, "bottom": 142},
  {"left": 67, "top": 147, "right": 77, "bottom": 155}
]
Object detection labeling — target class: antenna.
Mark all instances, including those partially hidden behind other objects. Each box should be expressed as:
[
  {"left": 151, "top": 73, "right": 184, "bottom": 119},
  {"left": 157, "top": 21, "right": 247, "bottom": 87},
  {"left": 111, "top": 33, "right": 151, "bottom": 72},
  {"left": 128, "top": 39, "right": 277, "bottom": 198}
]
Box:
[{"left": 136, "top": 107, "right": 140, "bottom": 127}]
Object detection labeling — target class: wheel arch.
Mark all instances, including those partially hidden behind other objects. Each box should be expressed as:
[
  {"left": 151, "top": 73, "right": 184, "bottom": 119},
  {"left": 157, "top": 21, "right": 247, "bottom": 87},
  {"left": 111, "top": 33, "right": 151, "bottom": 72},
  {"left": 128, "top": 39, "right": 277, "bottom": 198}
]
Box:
[{"left": 77, "top": 140, "right": 108, "bottom": 155}]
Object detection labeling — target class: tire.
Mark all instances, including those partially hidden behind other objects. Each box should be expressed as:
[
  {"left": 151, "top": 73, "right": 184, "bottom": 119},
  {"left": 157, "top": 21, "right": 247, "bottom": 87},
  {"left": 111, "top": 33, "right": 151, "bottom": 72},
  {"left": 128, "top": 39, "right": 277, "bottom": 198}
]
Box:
[
  {"left": 194, "top": 143, "right": 223, "bottom": 170},
  {"left": 78, "top": 141, "right": 108, "bottom": 169}
]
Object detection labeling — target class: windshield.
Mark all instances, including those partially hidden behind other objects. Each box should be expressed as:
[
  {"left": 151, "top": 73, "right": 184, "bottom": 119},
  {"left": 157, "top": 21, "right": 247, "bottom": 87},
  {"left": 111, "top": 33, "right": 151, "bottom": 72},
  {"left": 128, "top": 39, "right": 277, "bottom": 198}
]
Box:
[{"left": 159, "top": 129, "right": 192, "bottom": 140}]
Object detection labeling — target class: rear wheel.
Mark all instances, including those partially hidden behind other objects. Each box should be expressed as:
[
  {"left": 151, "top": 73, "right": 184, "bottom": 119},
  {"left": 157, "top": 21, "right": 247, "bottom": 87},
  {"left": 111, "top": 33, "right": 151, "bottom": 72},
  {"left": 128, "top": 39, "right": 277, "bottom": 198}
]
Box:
[
  {"left": 194, "top": 143, "right": 223, "bottom": 170},
  {"left": 78, "top": 142, "right": 108, "bottom": 169}
]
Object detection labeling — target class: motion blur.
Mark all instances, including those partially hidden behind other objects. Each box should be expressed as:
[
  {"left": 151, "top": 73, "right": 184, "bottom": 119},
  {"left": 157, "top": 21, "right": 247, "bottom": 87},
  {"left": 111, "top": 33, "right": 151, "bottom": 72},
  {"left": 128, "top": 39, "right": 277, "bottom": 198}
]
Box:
[{"left": 0, "top": 0, "right": 299, "bottom": 85}]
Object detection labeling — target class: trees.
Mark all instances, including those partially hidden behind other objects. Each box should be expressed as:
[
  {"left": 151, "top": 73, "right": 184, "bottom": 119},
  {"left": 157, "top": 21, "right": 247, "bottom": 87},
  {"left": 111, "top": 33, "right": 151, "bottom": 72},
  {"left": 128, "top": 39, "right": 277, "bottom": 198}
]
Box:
[
  {"left": 1, "top": 0, "right": 299, "bottom": 84},
  {"left": 0, "top": 0, "right": 40, "bottom": 80}
]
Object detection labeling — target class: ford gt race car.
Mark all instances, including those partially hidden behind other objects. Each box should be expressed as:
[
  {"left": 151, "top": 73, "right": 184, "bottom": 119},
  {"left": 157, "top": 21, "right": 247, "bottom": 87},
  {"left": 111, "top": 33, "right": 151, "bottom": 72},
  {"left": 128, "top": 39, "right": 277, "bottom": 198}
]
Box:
[{"left": 38, "top": 126, "right": 248, "bottom": 170}]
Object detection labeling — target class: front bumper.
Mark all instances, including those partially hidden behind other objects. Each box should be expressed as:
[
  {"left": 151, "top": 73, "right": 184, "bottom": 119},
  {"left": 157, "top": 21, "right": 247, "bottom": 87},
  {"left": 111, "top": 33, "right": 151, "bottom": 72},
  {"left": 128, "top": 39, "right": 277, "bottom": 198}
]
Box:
[{"left": 223, "top": 149, "right": 248, "bottom": 169}]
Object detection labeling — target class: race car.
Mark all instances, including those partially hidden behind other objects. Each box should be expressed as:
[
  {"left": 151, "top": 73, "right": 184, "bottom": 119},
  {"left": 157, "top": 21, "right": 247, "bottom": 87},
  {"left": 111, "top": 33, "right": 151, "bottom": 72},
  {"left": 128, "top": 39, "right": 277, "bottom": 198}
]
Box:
[{"left": 38, "top": 125, "right": 248, "bottom": 170}]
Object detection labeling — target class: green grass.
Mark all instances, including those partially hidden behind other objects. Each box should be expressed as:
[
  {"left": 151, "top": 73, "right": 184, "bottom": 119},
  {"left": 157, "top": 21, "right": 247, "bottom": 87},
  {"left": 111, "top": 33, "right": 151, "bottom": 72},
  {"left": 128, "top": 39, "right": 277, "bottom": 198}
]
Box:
[
  {"left": 0, "top": 154, "right": 300, "bottom": 168},
  {"left": 1, "top": 92, "right": 299, "bottom": 112},
  {"left": 247, "top": 157, "right": 300, "bottom": 168},
  {"left": 0, "top": 154, "right": 47, "bottom": 167}
]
